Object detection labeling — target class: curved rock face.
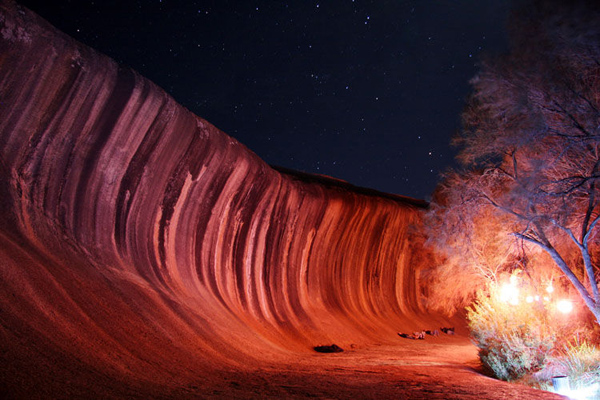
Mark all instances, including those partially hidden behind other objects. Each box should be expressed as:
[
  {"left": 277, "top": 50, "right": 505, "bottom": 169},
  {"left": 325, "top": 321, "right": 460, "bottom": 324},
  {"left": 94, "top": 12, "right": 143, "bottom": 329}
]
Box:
[{"left": 0, "top": 1, "right": 432, "bottom": 396}]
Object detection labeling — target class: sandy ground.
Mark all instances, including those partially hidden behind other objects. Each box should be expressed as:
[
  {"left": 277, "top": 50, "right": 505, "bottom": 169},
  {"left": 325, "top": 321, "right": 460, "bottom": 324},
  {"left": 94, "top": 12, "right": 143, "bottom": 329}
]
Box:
[
  {"left": 2, "top": 320, "right": 569, "bottom": 399},
  {"left": 189, "top": 334, "right": 566, "bottom": 399}
]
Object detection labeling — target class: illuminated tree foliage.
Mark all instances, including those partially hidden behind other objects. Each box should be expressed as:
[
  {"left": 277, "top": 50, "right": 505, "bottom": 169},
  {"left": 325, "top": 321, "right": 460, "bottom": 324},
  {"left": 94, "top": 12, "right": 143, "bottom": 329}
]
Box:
[{"left": 428, "top": 0, "right": 600, "bottom": 324}]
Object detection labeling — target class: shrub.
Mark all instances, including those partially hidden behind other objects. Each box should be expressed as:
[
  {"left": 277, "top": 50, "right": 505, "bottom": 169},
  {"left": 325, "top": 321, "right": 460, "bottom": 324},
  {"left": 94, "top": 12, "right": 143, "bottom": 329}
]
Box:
[
  {"left": 467, "top": 279, "right": 556, "bottom": 381},
  {"left": 549, "top": 338, "right": 600, "bottom": 392}
]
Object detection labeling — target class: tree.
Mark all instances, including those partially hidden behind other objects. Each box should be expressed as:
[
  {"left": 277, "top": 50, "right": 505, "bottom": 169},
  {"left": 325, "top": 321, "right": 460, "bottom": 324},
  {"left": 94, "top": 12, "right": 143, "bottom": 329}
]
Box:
[
  {"left": 424, "top": 194, "right": 524, "bottom": 315},
  {"left": 428, "top": 0, "right": 600, "bottom": 325}
]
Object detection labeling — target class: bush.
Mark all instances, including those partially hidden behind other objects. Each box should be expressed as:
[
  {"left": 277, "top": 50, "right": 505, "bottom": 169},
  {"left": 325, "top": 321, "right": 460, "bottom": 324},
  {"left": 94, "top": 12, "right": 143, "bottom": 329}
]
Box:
[
  {"left": 549, "top": 338, "right": 600, "bottom": 392},
  {"left": 467, "top": 279, "right": 556, "bottom": 381},
  {"left": 478, "top": 330, "right": 554, "bottom": 381}
]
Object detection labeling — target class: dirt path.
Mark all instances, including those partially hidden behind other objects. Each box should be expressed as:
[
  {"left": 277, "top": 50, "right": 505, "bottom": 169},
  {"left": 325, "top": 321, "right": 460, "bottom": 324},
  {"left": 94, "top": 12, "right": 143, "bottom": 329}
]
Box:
[{"left": 203, "top": 335, "right": 566, "bottom": 399}]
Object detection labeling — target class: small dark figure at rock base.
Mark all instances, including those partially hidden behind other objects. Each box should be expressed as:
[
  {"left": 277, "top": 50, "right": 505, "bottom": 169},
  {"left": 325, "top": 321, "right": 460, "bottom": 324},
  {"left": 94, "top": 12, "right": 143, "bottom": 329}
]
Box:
[
  {"left": 398, "top": 328, "right": 448, "bottom": 340},
  {"left": 314, "top": 344, "right": 344, "bottom": 353},
  {"left": 397, "top": 331, "right": 426, "bottom": 340}
]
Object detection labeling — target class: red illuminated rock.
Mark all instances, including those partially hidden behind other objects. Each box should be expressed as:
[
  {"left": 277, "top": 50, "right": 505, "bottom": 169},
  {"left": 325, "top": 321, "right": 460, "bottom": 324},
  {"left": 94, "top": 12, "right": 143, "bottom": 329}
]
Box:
[{"left": 0, "top": 2, "right": 564, "bottom": 399}]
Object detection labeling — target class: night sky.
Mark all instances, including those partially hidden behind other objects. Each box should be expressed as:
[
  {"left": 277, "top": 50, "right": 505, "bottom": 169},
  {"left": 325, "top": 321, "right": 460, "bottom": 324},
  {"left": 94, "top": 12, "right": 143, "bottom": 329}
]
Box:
[{"left": 19, "top": 1, "right": 510, "bottom": 200}]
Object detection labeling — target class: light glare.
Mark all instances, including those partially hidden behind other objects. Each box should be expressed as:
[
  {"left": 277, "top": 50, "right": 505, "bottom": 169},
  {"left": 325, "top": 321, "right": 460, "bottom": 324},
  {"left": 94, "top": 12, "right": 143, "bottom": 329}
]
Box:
[
  {"left": 500, "top": 283, "right": 519, "bottom": 305},
  {"left": 557, "top": 299, "right": 573, "bottom": 314}
]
